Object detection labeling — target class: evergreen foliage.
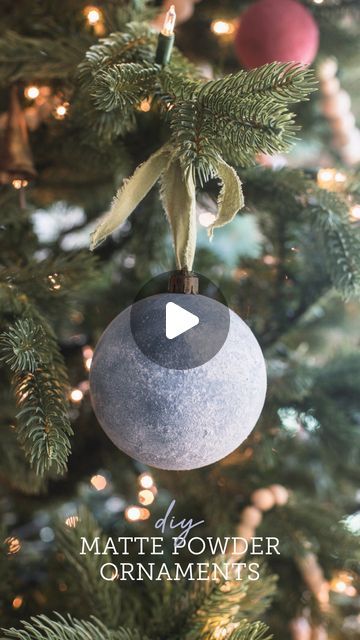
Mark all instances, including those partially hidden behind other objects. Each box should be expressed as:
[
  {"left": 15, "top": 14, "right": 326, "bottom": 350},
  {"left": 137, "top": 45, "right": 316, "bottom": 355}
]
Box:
[
  {"left": 0, "top": 318, "right": 72, "bottom": 476},
  {"left": 2, "top": 614, "right": 142, "bottom": 640},
  {"left": 0, "top": 1, "right": 359, "bottom": 638}
]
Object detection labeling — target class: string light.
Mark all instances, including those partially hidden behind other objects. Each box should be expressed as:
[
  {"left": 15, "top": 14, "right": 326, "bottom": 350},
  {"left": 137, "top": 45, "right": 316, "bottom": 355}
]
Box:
[
  {"left": 65, "top": 515, "right": 79, "bottom": 528},
  {"left": 79, "top": 380, "right": 90, "bottom": 393},
  {"left": 213, "top": 625, "right": 239, "bottom": 640},
  {"left": 350, "top": 204, "right": 360, "bottom": 221},
  {"left": 232, "top": 268, "right": 249, "bottom": 282},
  {"left": 211, "top": 19, "right": 236, "bottom": 36},
  {"left": 48, "top": 273, "right": 62, "bottom": 290},
  {"left": 138, "top": 472, "right": 154, "bottom": 489},
  {"left": 70, "top": 388, "right": 83, "bottom": 403},
  {"left": 330, "top": 571, "right": 356, "bottom": 596},
  {"left": 82, "top": 345, "right": 93, "bottom": 371},
  {"left": 83, "top": 6, "right": 105, "bottom": 34},
  {"left": 138, "top": 489, "right": 155, "bottom": 506},
  {"left": 199, "top": 211, "right": 216, "bottom": 227},
  {"left": 313, "top": 0, "right": 324, "bottom": 4},
  {"left": 83, "top": 346, "right": 93, "bottom": 359},
  {"left": 54, "top": 102, "right": 69, "bottom": 120},
  {"left": 138, "top": 98, "right": 152, "bottom": 112},
  {"left": 12, "top": 179, "right": 28, "bottom": 190},
  {"left": 90, "top": 474, "right": 107, "bottom": 491},
  {"left": 125, "top": 506, "right": 151, "bottom": 521},
  {"left": 5, "top": 536, "right": 21, "bottom": 554},
  {"left": 18, "top": 374, "right": 32, "bottom": 403},
  {"left": 84, "top": 6, "right": 102, "bottom": 23},
  {"left": 125, "top": 506, "right": 142, "bottom": 522},
  {"left": 24, "top": 86, "right": 40, "bottom": 100},
  {"left": 263, "top": 254, "right": 278, "bottom": 266},
  {"left": 12, "top": 596, "right": 23, "bottom": 609},
  {"left": 161, "top": 4, "right": 176, "bottom": 37},
  {"left": 317, "top": 168, "right": 346, "bottom": 191}
]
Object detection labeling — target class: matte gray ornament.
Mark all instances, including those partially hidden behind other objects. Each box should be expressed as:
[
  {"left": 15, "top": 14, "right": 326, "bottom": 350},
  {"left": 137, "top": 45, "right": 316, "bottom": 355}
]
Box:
[{"left": 90, "top": 294, "right": 267, "bottom": 471}]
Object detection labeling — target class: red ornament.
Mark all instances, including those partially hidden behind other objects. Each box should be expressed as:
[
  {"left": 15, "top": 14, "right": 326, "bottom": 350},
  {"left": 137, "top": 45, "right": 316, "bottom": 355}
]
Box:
[{"left": 234, "top": 0, "right": 319, "bottom": 69}]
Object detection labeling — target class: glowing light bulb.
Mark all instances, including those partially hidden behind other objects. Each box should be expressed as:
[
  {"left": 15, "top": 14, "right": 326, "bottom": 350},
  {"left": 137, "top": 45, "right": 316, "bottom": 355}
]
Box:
[
  {"left": 335, "top": 171, "right": 346, "bottom": 183},
  {"left": 199, "top": 211, "right": 216, "bottom": 227},
  {"left": 70, "top": 388, "right": 83, "bottom": 403},
  {"left": 138, "top": 473, "right": 154, "bottom": 489},
  {"left": 350, "top": 204, "right": 360, "bottom": 221},
  {"left": 5, "top": 537, "right": 21, "bottom": 554},
  {"left": 313, "top": 0, "right": 324, "bottom": 4},
  {"left": 138, "top": 489, "right": 155, "bottom": 506},
  {"left": 84, "top": 6, "right": 102, "bottom": 24},
  {"left": 211, "top": 20, "right": 235, "bottom": 36},
  {"left": 263, "top": 254, "right": 278, "bottom": 266},
  {"left": 333, "top": 580, "right": 347, "bottom": 593},
  {"left": 83, "top": 346, "right": 94, "bottom": 359},
  {"left": 139, "top": 98, "right": 152, "bottom": 112},
  {"left": 12, "top": 179, "right": 28, "bottom": 190},
  {"left": 317, "top": 168, "right": 335, "bottom": 185},
  {"left": 12, "top": 596, "right": 23, "bottom": 609},
  {"left": 162, "top": 4, "right": 176, "bottom": 36},
  {"left": 48, "top": 273, "right": 61, "bottom": 290},
  {"left": 317, "top": 168, "right": 346, "bottom": 191},
  {"left": 65, "top": 515, "right": 79, "bottom": 528},
  {"left": 54, "top": 102, "right": 69, "bottom": 120},
  {"left": 24, "top": 86, "right": 40, "bottom": 100},
  {"left": 83, "top": 346, "right": 93, "bottom": 371},
  {"left": 90, "top": 474, "right": 107, "bottom": 491},
  {"left": 125, "top": 506, "right": 142, "bottom": 522}
]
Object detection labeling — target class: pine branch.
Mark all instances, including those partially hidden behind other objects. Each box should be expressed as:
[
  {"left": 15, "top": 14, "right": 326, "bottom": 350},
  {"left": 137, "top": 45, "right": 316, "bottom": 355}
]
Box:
[
  {"left": 197, "top": 62, "right": 316, "bottom": 105},
  {"left": 0, "top": 424, "right": 46, "bottom": 494},
  {"left": 242, "top": 168, "right": 360, "bottom": 300},
  {"left": 184, "top": 563, "right": 277, "bottom": 640},
  {"left": 223, "top": 621, "right": 272, "bottom": 640},
  {"left": 55, "top": 507, "right": 126, "bottom": 628},
  {"left": 91, "top": 62, "right": 159, "bottom": 112},
  {"left": 308, "top": 187, "right": 360, "bottom": 299},
  {"left": 163, "top": 64, "right": 316, "bottom": 179},
  {"left": 0, "top": 31, "right": 87, "bottom": 82},
  {"left": 0, "top": 317, "right": 72, "bottom": 477},
  {"left": 77, "top": 23, "right": 200, "bottom": 142},
  {"left": 0, "top": 252, "right": 99, "bottom": 311},
  {"left": 78, "top": 24, "right": 157, "bottom": 88},
  {"left": 2, "top": 614, "right": 141, "bottom": 640}
]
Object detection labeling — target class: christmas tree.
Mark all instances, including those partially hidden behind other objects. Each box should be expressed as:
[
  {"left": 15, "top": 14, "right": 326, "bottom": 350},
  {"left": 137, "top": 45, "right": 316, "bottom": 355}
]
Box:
[{"left": 0, "top": 1, "right": 360, "bottom": 639}]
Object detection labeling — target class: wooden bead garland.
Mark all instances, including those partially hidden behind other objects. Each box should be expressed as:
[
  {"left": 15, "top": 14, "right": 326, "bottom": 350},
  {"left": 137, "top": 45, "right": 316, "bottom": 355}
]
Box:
[
  {"left": 319, "top": 58, "right": 360, "bottom": 166},
  {"left": 236, "top": 483, "right": 289, "bottom": 541}
]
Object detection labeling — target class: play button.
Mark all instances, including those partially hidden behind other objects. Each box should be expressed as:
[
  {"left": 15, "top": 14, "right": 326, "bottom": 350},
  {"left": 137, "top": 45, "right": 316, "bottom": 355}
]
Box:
[
  {"left": 166, "top": 302, "right": 199, "bottom": 339},
  {"left": 130, "top": 272, "right": 230, "bottom": 370}
]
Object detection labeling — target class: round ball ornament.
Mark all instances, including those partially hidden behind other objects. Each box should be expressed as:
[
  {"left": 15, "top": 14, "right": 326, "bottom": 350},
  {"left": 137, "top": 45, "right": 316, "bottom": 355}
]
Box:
[
  {"left": 234, "top": 0, "right": 319, "bottom": 69},
  {"left": 90, "top": 293, "right": 267, "bottom": 471}
]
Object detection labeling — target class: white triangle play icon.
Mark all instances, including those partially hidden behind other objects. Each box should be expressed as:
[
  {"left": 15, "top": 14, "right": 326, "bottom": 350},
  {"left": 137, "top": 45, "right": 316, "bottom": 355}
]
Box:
[{"left": 166, "top": 302, "right": 199, "bottom": 340}]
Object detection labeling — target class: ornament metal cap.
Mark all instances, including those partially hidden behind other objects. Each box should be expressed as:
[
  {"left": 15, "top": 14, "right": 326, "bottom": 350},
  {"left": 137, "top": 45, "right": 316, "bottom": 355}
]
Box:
[
  {"left": 168, "top": 268, "right": 199, "bottom": 294},
  {"left": 0, "top": 86, "right": 37, "bottom": 184}
]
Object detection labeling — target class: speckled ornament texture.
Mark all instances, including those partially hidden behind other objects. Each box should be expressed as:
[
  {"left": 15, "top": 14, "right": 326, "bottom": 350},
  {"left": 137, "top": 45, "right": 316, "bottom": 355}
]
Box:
[{"left": 90, "top": 294, "right": 267, "bottom": 470}]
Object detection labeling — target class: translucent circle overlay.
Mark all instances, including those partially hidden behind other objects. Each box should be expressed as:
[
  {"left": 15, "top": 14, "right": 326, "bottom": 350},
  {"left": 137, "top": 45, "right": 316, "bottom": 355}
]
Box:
[{"left": 130, "top": 272, "right": 230, "bottom": 370}]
